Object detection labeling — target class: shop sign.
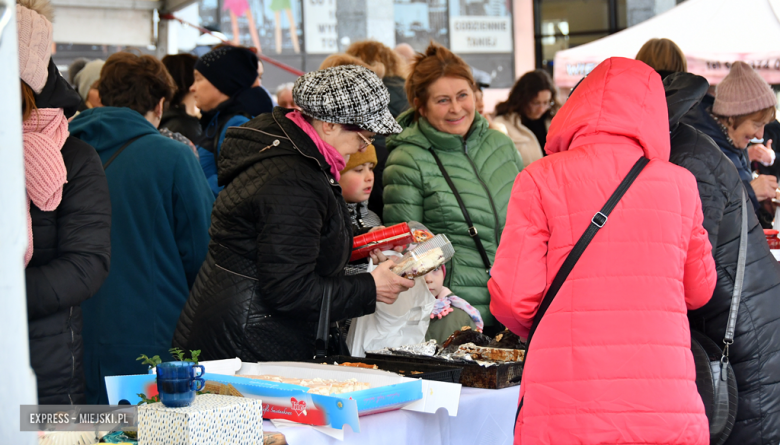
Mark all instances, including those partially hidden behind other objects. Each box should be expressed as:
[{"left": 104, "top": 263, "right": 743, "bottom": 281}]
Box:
[
  {"left": 303, "top": 0, "right": 338, "bottom": 54},
  {"left": 449, "top": 16, "right": 512, "bottom": 53}
]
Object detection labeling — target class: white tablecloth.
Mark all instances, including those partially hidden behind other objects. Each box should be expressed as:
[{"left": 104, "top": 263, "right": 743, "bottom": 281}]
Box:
[{"left": 263, "top": 386, "right": 520, "bottom": 445}]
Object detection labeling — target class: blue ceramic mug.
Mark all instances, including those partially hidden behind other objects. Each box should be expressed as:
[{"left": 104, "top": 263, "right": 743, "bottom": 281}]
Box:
[{"left": 156, "top": 361, "right": 205, "bottom": 408}]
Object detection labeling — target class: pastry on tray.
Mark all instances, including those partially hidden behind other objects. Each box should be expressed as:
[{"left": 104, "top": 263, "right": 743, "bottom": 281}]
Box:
[
  {"left": 488, "top": 329, "right": 527, "bottom": 350},
  {"left": 237, "top": 375, "right": 370, "bottom": 395},
  {"left": 338, "top": 362, "right": 379, "bottom": 369},
  {"left": 456, "top": 343, "right": 525, "bottom": 362},
  {"left": 441, "top": 326, "right": 492, "bottom": 353}
]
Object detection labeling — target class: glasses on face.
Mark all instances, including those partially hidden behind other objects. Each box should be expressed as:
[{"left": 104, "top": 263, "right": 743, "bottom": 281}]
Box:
[
  {"left": 356, "top": 132, "right": 375, "bottom": 150},
  {"left": 342, "top": 124, "right": 375, "bottom": 149},
  {"left": 529, "top": 100, "right": 555, "bottom": 110}
]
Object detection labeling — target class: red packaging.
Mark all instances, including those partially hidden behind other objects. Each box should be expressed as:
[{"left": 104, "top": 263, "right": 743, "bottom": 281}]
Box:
[
  {"left": 764, "top": 229, "right": 780, "bottom": 250},
  {"left": 350, "top": 223, "right": 414, "bottom": 262}
]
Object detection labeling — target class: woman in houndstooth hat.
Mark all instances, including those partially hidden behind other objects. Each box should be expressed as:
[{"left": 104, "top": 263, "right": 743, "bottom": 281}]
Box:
[{"left": 174, "top": 65, "right": 414, "bottom": 361}]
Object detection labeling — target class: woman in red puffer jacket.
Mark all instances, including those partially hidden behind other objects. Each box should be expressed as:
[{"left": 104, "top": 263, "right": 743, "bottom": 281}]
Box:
[{"left": 489, "top": 57, "right": 717, "bottom": 445}]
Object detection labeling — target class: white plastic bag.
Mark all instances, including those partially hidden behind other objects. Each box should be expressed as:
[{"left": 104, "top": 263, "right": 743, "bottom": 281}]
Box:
[{"left": 346, "top": 252, "right": 436, "bottom": 357}]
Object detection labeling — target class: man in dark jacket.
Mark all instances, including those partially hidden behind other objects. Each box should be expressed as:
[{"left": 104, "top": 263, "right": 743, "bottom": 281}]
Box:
[
  {"left": 666, "top": 72, "right": 780, "bottom": 445},
  {"left": 192, "top": 46, "right": 274, "bottom": 196},
  {"left": 27, "top": 60, "right": 111, "bottom": 405}
]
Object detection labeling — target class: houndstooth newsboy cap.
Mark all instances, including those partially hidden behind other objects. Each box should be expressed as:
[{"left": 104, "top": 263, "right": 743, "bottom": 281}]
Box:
[{"left": 293, "top": 65, "right": 403, "bottom": 135}]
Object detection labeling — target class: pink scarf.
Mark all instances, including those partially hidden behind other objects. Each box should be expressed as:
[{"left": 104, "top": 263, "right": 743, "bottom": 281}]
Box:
[
  {"left": 23, "top": 108, "right": 69, "bottom": 266},
  {"left": 286, "top": 110, "right": 346, "bottom": 180},
  {"left": 430, "top": 286, "right": 485, "bottom": 332}
]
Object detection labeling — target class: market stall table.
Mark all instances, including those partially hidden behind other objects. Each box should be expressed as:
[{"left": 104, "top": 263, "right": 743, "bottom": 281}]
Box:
[{"left": 263, "top": 385, "right": 520, "bottom": 445}]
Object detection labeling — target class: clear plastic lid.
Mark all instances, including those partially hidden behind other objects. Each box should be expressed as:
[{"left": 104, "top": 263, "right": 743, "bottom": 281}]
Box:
[{"left": 391, "top": 234, "right": 455, "bottom": 279}]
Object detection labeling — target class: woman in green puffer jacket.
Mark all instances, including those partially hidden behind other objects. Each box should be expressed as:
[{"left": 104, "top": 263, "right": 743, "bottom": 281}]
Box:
[{"left": 383, "top": 43, "right": 523, "bottom": 330}]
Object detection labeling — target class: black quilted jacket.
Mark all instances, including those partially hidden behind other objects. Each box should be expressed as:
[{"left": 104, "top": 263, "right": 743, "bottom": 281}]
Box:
[
  {"left": 173, "top": 107, "right": 376, "bottom": 361},
  {"left": 665, "top": 72, "right": 780, "bottom": 444},
  {"left": 27, "top": 136, "right": 111, "bottom": 404}
]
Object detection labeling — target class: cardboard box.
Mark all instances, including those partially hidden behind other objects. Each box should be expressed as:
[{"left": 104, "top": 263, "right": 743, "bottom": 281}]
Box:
[
  {"left": 137, "top": 394, "right": 263, "bottom": 445},
  {"left": 106, "top": 359, "right": 462, "bottom": 432},
  {"left": 237, "top": 362, "right": 461, "bottom": 414}
]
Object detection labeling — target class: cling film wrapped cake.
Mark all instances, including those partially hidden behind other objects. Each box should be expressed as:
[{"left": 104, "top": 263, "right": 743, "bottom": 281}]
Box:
[{"left": 391, "top": 234, "right": 455, "bottom": 279}]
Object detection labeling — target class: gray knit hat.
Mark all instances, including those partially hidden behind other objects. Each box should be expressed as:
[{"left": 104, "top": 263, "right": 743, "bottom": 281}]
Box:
[
  {"left": 293, "top": 65, "right": 402, "bottom": 135},
  {"left": 713, "top": 61, "right": 777, "bottom": 116}
]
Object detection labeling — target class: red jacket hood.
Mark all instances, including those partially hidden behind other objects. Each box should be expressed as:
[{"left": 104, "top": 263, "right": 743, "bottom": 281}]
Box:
[{"left": 546, "top": 57, "right": 670, "bottom": 161}]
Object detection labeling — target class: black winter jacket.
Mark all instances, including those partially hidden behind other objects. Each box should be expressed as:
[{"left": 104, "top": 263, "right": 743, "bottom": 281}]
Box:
[
  {"left": 174, "top": 108, "right": 377, "bottom": 361},
  {"left": 27, "top": 136, "right": 111, "bottom": 405},
  {"left": 161, "top": 107, "right": 202, "bottom": 144},
  {"left": 665, "top": 72, "right": 780, "bottom": 445}
]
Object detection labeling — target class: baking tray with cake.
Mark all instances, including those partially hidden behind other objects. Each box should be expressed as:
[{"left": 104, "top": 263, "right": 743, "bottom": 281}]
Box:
[
  {"left": 307, "top": 355, "right": 463, "bottom": 384},
  {"left": 366, "top": 327, "right": 526, "bottom": 389}
]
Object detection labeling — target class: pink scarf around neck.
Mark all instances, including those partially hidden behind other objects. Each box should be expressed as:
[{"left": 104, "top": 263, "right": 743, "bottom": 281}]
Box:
[
  {"left": 23, "top": 108, "right": 69, "bottom": 266},
  {"left": 286, "top": 110, "right": 346, "bottom": 180}
]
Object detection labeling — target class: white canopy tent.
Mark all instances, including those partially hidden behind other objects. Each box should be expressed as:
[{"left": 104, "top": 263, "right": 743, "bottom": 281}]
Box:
[
  {"left": 50, "top": 0, "right": 197, "bottom": 53},
  {"left": 554, "top": 0, "right": 780, "bottom": 88}
]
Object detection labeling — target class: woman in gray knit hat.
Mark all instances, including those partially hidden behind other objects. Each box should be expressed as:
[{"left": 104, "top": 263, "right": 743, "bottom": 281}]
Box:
[
  {"left": 683, "top": 61, "right": 778, "bottom": 215},
  {"left": 174, "top": 65, "right": 414, "bottom": 361}
]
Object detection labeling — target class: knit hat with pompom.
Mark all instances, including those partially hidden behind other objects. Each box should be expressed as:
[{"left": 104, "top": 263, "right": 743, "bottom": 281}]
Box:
[{"left": 17, "top": 0, "right": 54, "bottom": 93}]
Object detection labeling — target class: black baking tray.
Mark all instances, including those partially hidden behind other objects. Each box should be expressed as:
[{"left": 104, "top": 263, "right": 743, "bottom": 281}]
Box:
[
  {"left": 365, "top": 353, "right": 523, "bottom": 389},
  {"left": 309, "top": 355, "right": 463, "bottom": 384}
]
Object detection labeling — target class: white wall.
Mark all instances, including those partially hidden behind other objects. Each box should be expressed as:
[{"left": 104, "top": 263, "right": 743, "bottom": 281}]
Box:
[{"left": 0, "top": 2, "right": 39, "bottom": 443}]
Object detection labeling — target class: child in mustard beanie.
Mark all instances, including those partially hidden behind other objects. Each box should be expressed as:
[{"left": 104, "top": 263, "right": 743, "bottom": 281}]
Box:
[{"left": 340, "top": 144, "right": 382, "bottom": 275}]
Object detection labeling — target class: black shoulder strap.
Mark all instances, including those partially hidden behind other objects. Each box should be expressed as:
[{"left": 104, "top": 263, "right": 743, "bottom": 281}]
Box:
[
  {"left": 513, "top": 156, "right": 648, "bottom": 432},
  {"left": 526, "top": 156, "right": 650, "bottom": 349},
  {"left": 314, "top": 282, "right": 333, "bottom": 360},
  {"left": 428, "top": 148, "right": 492, "bottom": 271},
  {"left": 723, "top": 188, "right": 748, "bottom": 351},
  {"left": 103, "top": 135, "right": 144, "bottom": 170}
]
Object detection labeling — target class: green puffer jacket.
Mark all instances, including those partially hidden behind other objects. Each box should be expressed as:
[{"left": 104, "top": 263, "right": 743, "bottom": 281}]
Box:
[{"left": 384, "top": 110, "right": 523, "bottom": 326}]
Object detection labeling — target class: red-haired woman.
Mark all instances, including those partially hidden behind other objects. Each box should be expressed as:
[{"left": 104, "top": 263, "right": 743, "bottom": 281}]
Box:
[{"left": 383, "top": 42, "right": 523, "bottom": 334}]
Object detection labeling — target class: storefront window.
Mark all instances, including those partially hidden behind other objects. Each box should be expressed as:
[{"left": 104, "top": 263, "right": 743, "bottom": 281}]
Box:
[{"left": 536, "top": 0, "right": 626, "bottom": 71}]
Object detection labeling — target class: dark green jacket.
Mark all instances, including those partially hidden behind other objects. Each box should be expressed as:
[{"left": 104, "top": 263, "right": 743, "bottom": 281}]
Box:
[{"left": 383, "top": 110, "right": 523, "bottom": 326}]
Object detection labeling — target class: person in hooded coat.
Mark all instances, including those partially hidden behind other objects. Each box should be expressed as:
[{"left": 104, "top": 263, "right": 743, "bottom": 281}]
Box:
[
  {"left": 488, "top": 58, "right": 716, "bottom": 444},
  {"left": 19, "top": 0, "right": 111, "bottom": 405},
  {"left": 665, "top": 72, "right": 780, "bottom": 445}
]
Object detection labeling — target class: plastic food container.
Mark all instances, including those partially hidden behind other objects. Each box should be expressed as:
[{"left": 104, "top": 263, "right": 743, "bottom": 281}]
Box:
[
  {"left": 351, "top": 222, "right": 434, "bottom": 262},
  {"left": 391, "top": 234, "right": 455, "bottom": 279}
]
